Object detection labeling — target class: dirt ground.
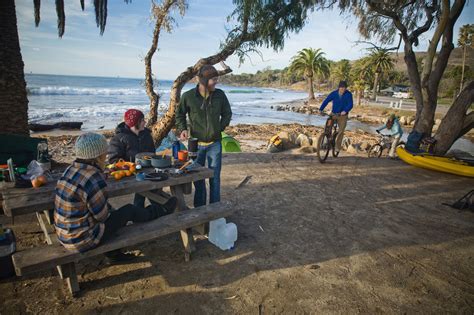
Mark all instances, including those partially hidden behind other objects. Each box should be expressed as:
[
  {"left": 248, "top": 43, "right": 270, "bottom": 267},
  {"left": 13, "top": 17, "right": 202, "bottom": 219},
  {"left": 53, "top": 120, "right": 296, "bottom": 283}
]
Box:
[{"left": 1, "top": 150, "right": 474, "bottom": 314}]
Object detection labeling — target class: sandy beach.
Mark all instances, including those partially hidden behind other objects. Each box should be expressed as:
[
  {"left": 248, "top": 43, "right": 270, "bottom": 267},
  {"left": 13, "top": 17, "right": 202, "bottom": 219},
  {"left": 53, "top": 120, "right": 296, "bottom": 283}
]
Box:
[{"left": 1, "top": 150, "right": 473, "bottom": 313}]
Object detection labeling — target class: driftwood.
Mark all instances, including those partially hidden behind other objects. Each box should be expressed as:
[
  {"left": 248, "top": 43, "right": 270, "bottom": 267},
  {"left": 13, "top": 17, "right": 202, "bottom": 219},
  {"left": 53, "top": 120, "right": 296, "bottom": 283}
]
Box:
[{"left": 29, "top": 122, "right": 83, "bottom": 132}]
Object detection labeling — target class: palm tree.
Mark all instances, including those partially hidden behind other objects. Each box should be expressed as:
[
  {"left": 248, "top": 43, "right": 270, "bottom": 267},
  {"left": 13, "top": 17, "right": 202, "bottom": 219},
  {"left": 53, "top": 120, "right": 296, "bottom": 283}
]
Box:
[
  {"left": 366, "top": 48, "right": 394, "bottom": 100},
  {"left": 289, "top": 48, "right": 330, "bottom": 100},
  {"left": 457, "top": 24, "right": 474, "bottom": 94},
  {"left": 350, "top": 57, "right": 373, "bottom": 106},
  {"left": 330, "top": 59, "right": 351, "bottom": 89},
  {"left": 1, "top": 0, "right": 128, "bottom": 136}
]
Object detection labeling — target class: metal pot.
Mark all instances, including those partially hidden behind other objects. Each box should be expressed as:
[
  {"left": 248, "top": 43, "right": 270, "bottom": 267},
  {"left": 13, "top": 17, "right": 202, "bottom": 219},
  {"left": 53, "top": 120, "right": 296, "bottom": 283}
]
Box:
[
  {"left": 135, "top": 152, "right": 154, "bottom": 168},
  {"left": 151, "top": 155, "right": 171, "bottom": 168}
]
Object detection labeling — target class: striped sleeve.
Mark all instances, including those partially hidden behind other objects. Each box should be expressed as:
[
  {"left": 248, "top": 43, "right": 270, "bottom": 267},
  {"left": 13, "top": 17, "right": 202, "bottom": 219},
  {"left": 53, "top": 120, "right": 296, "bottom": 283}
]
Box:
[{"left": 84, "top": 173, "right": 110, "bottom": 222}]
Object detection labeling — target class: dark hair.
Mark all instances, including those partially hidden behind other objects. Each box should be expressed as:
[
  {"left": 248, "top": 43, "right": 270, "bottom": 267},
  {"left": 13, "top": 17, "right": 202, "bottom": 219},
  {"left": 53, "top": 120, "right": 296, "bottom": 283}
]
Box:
[{"left": 338, "top": 81, "right": 348, "bottom": 88}]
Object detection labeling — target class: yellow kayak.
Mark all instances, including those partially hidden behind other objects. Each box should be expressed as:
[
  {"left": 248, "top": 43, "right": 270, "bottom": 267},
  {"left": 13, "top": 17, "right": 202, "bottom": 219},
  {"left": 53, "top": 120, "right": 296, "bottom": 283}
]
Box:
[{"left": 396, "top": 147, "right": 474, "bottom": 177}]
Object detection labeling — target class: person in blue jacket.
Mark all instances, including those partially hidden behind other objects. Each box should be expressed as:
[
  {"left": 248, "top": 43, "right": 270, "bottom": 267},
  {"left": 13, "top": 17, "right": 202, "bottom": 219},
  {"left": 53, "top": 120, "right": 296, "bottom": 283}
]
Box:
[
  {"left": 376, "top": 113, "right": 403, "bottom": 158},
  {"left": 319, "top": 81, "right": 353, "bottom": 154}
]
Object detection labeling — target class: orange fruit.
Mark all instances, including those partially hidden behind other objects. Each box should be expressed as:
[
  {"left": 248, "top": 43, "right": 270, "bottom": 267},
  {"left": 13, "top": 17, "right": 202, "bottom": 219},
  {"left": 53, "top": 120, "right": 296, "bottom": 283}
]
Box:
[
  {"left": 125, "top": 170, "right": 132, "bottom": 176},
  {"left": 114, "top": 173, "right": 123, "bottom": 180},
  {"left": 31, "top": 177, "right": 43, "bottom": 188},
  {"left": 37, "top": 175, "right": 48, "bottom": 185}
]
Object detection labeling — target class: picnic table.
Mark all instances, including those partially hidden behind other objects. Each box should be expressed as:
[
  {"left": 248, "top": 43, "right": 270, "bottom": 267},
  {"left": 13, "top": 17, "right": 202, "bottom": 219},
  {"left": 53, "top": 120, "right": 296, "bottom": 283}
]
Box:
[{"left": 0, "top": 167, "right": 236, "bottom": 295}]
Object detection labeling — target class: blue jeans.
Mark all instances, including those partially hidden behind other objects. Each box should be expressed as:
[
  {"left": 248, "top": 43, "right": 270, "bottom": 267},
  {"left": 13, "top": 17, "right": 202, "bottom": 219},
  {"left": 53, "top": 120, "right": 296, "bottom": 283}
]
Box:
[{"left": 194, "top": 141, "right": 222, "bottom": 207}]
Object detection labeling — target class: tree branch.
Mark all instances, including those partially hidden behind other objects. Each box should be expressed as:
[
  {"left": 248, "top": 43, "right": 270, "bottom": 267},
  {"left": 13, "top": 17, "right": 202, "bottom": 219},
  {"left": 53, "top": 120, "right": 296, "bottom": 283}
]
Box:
[
  {"left": 420, "top": 0, "right": 449, "bottom": 86},
  {"left": 408, "top": 1, "right": 438, "bottom": 46},
  {"left": 429, "top": 0, "right": 466, "bottom": 90}
]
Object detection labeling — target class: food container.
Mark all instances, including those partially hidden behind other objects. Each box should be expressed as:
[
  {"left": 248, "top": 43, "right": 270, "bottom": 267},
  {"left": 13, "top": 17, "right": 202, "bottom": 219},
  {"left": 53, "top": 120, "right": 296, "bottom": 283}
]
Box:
[
  {"left": 135, "top": 152, "right": 154, "bottom": 168},
  {"left": 151, "top": 155, "right": 171, "bottom": 168},
  {"left": 178, "top": 150, "right": 188, "bottom": 162}
]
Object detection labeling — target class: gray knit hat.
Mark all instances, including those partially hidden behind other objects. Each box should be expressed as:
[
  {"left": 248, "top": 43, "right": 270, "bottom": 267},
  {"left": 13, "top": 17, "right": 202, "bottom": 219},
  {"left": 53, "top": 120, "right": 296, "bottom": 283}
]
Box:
[{"left": 75, "top": 133, "right": 108, "bottom": 159}]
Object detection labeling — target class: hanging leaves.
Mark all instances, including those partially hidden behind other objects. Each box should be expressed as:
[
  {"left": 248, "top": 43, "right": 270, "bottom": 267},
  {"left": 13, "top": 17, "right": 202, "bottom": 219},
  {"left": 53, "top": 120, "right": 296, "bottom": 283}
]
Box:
[
  {"left": 34, "top": 0, "right": 41, "bottom": 27},
  {"left": 55, "top": 0, "right": 65, "bottom": 38},
  {"left": 94, "top": 0, "right": 108, "bottom": 36}
]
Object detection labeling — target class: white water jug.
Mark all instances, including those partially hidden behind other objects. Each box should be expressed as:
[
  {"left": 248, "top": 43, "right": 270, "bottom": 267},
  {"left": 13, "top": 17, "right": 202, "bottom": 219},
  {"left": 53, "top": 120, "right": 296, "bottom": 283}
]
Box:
[{"left": 208, "top": 218, "right": 237, "bottom": 250}]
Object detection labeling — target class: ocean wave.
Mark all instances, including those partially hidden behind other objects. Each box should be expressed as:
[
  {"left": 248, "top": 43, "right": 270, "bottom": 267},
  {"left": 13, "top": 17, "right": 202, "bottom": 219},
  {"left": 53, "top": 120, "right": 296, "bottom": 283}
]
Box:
[
  {"left": 27, "top": 86, "right": 171, "bottom": 96},
  {"left": 227, "top": 89, "right": 263, "bottom": 94}
]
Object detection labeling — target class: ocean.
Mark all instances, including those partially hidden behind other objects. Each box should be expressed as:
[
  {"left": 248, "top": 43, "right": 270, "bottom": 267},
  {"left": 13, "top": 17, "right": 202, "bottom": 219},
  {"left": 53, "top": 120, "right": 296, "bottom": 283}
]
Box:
[
  {"left": 25, "top": 73, "right": 473, "bottom": 152},
  {"left": 26, "top": 73, "right": 316, "bottom": 130}
]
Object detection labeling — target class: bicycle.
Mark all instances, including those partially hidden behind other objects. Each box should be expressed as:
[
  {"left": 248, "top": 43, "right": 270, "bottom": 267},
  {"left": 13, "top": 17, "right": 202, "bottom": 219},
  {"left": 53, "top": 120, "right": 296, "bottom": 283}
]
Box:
[
  {"left": 368, "top": 131, "right": 405, "bottom": 158},
  {"left": 316, "top": 112, "right": 340, "bottom": 163}
]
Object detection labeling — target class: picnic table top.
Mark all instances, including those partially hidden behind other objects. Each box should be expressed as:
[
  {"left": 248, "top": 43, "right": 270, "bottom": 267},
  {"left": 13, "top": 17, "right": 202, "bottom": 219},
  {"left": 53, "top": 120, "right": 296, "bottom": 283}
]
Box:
[{"left": 1, "top": 167, "right": 213, "bottom": 217}]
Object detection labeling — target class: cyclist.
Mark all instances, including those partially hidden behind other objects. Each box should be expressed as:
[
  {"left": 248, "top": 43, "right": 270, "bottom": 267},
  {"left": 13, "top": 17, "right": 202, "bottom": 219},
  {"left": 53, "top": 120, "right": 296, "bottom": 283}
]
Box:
[
  {"left": 319, "top": 80, "right": 353, "bottom": 154},
  {"left": 376, "top": 113, "right": 403, "bottom": 158}
]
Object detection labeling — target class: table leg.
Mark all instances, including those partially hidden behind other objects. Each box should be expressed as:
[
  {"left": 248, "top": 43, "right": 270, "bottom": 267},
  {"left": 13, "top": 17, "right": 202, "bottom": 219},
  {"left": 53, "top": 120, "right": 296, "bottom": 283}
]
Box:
[
  {"left": 170, "top": 184, "right": 195, "bottom": 261},
  {"left": 62, "top": 262, "right": 80, "bottom": 296},
  {"left": 36, "top": 212, "right": 64, "bottom": 279}
]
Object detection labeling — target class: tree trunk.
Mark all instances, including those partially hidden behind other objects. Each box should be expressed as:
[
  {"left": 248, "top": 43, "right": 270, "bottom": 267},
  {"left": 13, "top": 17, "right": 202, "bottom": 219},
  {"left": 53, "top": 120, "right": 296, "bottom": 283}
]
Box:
[
  {"left": 307, "top": 76, "right": 315, "bottom": 100},
  {"left": 0, "top": 0, "right": 29, "bottom": 136},
  {"left": 371, "top": 72, "right": 379, "bottom": 101},
  {"left": 434, "top": 80, "right": 474, "bottom": 154},
  {"left": 145, "top": 0, "right": 177, "bottom": 129},
  {"left": 356, "top": 89, "right": 361, "bottom": 106},
  {"left": 460, "top": 44, "right": 466, "bottom": 95}
]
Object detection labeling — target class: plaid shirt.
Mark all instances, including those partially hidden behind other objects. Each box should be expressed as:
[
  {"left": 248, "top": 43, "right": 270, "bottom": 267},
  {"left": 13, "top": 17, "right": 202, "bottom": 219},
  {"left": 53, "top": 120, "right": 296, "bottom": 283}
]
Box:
[{"left": 54, "top": 161, "right": 110, "bottom": 252}]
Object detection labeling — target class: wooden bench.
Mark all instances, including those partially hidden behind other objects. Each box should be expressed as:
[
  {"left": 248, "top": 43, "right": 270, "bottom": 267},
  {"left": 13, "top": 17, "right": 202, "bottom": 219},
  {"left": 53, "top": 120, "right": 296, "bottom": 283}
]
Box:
[{"left": 12, "top": 201, "right": 235, "bottom": 296}]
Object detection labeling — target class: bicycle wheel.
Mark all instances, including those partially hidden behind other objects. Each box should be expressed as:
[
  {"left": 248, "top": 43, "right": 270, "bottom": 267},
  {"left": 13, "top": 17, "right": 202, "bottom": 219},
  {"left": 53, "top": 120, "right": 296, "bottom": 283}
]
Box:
[
  {"left": 316, "top": 133, "right": 330, "bottom": 163},
  {"left": 368, "top": 144, "right": 383, "bottom": 158}
]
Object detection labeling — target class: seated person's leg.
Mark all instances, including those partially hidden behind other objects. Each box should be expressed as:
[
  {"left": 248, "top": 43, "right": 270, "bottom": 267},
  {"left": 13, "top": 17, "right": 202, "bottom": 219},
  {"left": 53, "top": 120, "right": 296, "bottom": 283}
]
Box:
[
  {"left": 148, "top": 189, "right": 178, "bottom": 216},
  {"left": 133, "top": 193, "right": 146, "bottom": 208}
]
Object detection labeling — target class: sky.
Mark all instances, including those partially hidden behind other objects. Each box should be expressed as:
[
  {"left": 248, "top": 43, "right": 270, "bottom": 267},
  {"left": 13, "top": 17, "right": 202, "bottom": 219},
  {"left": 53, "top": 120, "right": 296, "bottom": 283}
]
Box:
[{"left": 16, "top": 0, "right": 474, "bottom": 80}]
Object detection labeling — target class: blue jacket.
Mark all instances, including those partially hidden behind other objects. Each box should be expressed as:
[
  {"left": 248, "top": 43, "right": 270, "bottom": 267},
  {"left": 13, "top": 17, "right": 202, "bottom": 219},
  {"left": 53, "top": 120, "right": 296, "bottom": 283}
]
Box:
[
  {"left": 320, "top": 90, "right": 353, "bottom": 113},
  {"left": 378, "top": 118, "right": 403, "bottom": 137}
]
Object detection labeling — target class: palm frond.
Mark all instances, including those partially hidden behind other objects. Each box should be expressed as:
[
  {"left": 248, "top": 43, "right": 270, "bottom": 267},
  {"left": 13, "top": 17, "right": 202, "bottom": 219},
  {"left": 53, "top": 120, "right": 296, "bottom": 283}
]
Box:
[
  {"left": 34, "top": 0, "right": 41, "bottom": 27},
  {"left": 55, "top": 0, "right": 65, "bottom": 38},
  {"left": 94, "top": 0, "right": 108, "bottom": 35}
]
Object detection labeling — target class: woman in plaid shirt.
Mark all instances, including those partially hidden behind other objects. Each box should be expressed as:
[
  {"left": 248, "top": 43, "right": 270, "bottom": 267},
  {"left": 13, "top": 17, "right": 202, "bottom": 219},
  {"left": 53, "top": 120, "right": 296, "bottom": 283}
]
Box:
[{"left": 54, "top": 133, "right": 159, "bottom": 262}]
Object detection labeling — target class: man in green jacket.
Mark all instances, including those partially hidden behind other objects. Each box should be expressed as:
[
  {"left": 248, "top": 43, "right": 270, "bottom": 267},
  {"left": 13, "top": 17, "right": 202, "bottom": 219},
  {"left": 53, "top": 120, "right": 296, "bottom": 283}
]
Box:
[{"left": 176, "top": 65, "right": 232, "bottom": 207}]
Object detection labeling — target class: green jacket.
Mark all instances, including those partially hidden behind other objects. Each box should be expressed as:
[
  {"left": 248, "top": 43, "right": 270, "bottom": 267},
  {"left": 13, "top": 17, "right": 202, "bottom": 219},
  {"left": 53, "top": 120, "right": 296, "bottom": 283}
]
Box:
[{"left": 176, "top": 86, "right": 232, "bottom": 142}]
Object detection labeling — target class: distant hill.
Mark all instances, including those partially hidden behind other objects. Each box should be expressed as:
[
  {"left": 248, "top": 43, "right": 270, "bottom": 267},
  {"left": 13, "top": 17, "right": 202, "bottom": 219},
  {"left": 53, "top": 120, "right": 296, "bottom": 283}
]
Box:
[{"left": 390, "top": 46, "right": 474, "bottom": 72}]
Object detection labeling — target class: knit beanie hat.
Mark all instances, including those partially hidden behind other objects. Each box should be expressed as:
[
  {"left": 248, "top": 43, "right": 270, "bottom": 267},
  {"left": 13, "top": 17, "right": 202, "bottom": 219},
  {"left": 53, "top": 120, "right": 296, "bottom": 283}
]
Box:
[
  {"left": 198, "top": 65, "right": 219, "bottom": 86},
  {"left": 75, "top": 133, "right": 108, "bottom": 160},
  {"left": 124, "top": 109, "right": 144, "bottom": 128}
]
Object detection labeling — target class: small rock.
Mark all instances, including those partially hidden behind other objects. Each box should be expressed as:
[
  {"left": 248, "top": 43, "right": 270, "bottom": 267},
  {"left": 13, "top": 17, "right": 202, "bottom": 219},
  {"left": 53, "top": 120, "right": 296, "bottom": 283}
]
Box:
[
  {"left": 296, "top": 134, "right": 311, "bottom": 147},
  {"left": 277, "top": 131, "right": 298, "bottom": 150},
  {"left": 359, "top": 141, "right": 370, "bottom": 151},
  {"left": 342, "top": 137, "right": 352, "bottom": 150},
  {"left": 346, "top": 144, "right": 361, "bottom": 154}
]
